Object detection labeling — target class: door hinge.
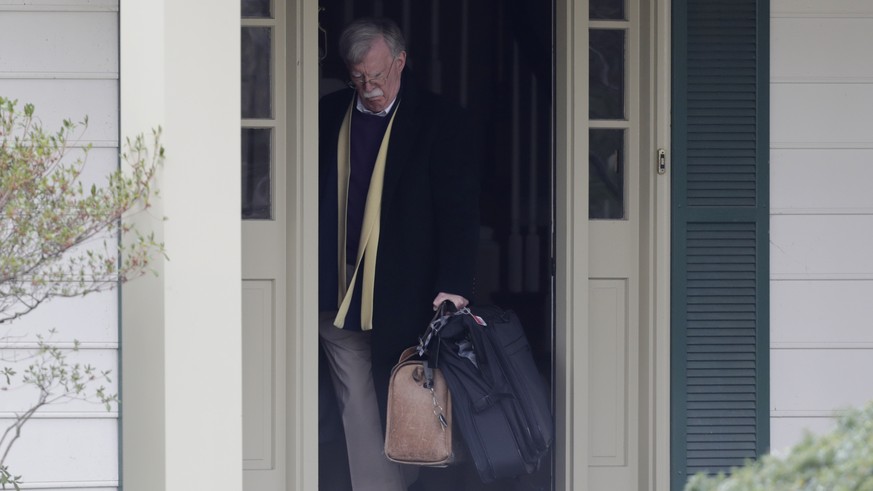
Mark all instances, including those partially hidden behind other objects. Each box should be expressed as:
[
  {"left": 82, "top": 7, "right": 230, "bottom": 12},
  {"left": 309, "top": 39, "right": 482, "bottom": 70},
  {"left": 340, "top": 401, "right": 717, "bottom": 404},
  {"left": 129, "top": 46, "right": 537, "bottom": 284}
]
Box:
[{"left": 657, "top": 148, "right": 667, "bottom": 175}]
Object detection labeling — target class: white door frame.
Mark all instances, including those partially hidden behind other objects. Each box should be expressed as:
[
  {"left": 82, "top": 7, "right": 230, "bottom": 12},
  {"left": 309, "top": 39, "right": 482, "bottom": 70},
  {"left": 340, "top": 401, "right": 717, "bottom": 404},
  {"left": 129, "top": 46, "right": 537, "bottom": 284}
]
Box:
[
  {"left": 639, "top": 0, "right": 673, "bottom": 489},
  {"left": 552, "top": 0, "right": 672, "bottom": 489},
  {"left": 553, "top": 0, "right": 591, "bottom": 487},
  {"left": 283, "top": 0, "right": 320, "bottom": 489}
]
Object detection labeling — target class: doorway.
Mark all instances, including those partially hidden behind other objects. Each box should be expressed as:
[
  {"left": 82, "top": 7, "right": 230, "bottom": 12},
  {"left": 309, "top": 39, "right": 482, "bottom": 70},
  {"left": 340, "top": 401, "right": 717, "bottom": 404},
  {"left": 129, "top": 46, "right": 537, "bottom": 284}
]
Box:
[
  {"left": 238, "top": 0, "right": 672, "bottom": 489},
  {"left": 316, "top": 1, "right": 555, "bottom": 490}
]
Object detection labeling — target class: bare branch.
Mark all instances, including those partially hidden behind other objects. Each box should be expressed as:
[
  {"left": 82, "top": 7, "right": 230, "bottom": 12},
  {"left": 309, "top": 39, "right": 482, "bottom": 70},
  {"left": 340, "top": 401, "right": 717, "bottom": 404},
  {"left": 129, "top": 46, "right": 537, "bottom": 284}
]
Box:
[
  {"left": 0, "top": 98, "right": 164, "bottom": 323},
  {"left": 0, "top": 98, "right": 156, "bottom": 485}
]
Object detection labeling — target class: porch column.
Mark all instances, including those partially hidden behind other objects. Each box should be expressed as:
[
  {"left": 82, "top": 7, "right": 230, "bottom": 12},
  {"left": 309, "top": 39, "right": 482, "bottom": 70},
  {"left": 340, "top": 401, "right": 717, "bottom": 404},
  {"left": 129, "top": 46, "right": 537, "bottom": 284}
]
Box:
[{"left": 120, "top": 1, "right": 242, "bottom": 490}]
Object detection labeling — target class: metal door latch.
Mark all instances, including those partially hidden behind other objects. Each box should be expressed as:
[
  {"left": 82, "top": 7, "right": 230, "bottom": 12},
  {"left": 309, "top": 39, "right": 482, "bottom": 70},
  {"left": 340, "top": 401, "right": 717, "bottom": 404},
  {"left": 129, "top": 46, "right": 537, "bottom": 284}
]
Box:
[{"left": 657, "top": 148, "right": 667, "bottom": 175}]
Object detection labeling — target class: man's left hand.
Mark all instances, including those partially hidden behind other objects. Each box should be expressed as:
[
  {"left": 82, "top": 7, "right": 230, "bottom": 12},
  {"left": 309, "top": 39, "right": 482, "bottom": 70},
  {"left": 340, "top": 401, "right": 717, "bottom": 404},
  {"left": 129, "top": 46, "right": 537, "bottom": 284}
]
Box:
[{"left": 433, "top": 292, "right": 468, "bottom": 311}]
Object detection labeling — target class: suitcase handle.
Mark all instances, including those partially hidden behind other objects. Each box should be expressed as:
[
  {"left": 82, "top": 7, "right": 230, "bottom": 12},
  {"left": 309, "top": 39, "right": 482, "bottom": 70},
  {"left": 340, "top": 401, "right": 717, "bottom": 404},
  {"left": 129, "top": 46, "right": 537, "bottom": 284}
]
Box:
[
  {"left": 416, "top": 300, "right": 458, "bottom": 356},
  {"left": 396, "top": 301, "right": 459, "bottom": 365}
]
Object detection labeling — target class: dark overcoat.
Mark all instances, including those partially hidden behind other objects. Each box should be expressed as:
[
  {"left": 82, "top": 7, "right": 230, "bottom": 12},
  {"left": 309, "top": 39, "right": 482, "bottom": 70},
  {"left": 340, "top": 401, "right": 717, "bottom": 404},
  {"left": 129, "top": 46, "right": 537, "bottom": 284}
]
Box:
[{"left": 318, "top": 71, "right": 481, "bottom": 418}]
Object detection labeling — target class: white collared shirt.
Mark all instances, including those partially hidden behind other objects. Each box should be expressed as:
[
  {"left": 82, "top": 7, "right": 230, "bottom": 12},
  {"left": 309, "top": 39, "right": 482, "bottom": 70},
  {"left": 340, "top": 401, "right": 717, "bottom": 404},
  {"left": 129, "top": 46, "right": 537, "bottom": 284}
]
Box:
[{"left": 355, "top": 94, "right": 398, "bottom": 117}]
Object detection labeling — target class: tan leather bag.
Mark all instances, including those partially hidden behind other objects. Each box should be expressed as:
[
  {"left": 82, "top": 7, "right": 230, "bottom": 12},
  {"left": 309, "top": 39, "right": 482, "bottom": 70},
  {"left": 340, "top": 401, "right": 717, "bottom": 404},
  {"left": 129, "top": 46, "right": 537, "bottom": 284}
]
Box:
[{"left": 384, "top": 346, "right": 455, "bottom": 466}]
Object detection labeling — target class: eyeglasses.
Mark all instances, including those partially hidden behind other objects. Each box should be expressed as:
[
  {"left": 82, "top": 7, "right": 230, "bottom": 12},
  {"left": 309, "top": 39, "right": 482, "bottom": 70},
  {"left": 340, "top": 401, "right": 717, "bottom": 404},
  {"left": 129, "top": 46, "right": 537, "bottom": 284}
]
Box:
[{"left": 347, "top": 57, "right": 396, "bottom": 88}]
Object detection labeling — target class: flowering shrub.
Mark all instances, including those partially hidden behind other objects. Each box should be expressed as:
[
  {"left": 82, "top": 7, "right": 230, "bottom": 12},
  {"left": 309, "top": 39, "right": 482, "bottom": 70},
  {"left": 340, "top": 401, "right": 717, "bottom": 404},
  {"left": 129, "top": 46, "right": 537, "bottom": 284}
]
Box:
[{"left": 686, "top": 402, "right": 873, "bottom": 491}]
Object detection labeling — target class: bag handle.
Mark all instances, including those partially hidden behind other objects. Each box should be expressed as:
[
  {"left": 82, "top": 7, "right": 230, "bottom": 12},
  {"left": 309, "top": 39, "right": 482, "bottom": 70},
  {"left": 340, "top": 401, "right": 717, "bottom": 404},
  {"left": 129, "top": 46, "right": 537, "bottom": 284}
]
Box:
[
  {"left": 395, "top": 301, "right": 458, "bottom": 364},
  {"left": 396, "top": 346, "right": 419, "bottom": 364},
  {"left": 416, "top": 300, "right": 457, "bottom": 356}
]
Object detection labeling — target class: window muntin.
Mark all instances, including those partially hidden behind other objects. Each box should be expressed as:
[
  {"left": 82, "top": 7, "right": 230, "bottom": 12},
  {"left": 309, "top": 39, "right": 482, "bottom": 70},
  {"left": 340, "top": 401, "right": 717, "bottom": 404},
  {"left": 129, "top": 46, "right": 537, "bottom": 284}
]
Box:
[
  {"left": 241, "top": 4, "right": 277, "bottom": 221},
  {"left": 588, "top": 10, "right": 632, "bottom": 220}
]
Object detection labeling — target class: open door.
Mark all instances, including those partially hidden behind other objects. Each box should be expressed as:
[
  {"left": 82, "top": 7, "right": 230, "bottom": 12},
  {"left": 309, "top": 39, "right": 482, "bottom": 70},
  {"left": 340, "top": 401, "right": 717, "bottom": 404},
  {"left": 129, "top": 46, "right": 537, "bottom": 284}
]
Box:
[{"left": 241, "top": 0, "right": 289, "bottom": 489}]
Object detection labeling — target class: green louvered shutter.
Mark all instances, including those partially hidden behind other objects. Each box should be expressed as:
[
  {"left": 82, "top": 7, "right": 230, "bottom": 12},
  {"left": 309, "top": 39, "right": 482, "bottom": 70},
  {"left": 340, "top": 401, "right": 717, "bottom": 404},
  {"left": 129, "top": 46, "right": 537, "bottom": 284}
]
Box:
[{"left": 671, "top": 0, "right": 769, "bottom": 488}]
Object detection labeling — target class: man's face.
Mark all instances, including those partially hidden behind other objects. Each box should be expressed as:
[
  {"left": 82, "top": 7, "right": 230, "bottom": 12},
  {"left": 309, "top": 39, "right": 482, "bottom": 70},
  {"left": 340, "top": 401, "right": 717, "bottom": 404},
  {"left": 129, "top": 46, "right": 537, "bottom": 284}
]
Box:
[{"left": 347, "top": 36, "right": 406, "bottom": 113}]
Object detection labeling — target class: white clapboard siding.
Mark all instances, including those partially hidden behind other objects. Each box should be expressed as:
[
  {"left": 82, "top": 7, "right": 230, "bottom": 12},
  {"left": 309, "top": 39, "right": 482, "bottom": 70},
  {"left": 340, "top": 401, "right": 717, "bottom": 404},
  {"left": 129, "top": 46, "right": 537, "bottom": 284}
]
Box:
[
  {"left": 0, "top": 488, "right": 116, "bottom": 491},
  {"left": 0, "top": 2, "right": 119, "bottom": 490},
  {"left": 772, "top": 350, "right": 873, "bottom": 412},
  {"left": 770, "top": 418, "right": 838, "bottom": 458},
  {"left": 770, "top": 0, "right": 873, "bottom": 453},
  {"left": 0, "top": 0, "right": 117, "bottom": 11},
  {"left": 0, "top": 348, "right": 118, "bottom": 414},
  {"left": 772, "top": 0, "right": 873, "bottom": 16},
  {"left": 0, "top": 79, "right": 118, "bottom": 145},
  {"left": 64, "top": 147, "right": 123, "bottom": 189},
  {"left": 772, "top": 281, "right": 873, "bottom": 347},
  {"left": 2, "top": 290, "right": 118, "bottom": 344},
  {"left": 0, "top": 419, "right": 118, "bottom": 485},
  {"left": 772, "top": 18, "right": 873, "bottom": 82},
  {"left": 771, "top": 85, "right": 873, "bottom": 148},
  {"left": 0, "top": 11, "right": 117, "bottom": 75},
  {"left": 771, "top": 215, "right": 873, "bottom": 278},
  {"left": 771, "top": 149, "right": 873, "bottom": 213}
]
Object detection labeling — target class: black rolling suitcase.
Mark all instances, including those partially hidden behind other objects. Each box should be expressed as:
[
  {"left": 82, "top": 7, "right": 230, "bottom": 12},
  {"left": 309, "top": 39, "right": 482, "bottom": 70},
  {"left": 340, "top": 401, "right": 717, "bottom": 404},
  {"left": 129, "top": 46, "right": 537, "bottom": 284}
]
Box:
[{"left": 426, "top": 304, "right": 553, "bottom": 483}]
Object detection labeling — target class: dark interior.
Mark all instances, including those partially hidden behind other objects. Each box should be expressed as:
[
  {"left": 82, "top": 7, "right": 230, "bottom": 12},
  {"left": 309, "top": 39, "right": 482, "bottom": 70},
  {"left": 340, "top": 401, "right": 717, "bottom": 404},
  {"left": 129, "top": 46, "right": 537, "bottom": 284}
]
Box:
[{"left": 317, "top": 2, "right": 554, "bottom": 489}]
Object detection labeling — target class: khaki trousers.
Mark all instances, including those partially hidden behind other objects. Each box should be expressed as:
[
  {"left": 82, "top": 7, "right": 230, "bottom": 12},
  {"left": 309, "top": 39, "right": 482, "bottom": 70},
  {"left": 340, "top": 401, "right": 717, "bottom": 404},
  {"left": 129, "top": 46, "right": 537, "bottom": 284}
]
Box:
[{"left": 319, "top": 313, "right": 413, "bottom": 491}]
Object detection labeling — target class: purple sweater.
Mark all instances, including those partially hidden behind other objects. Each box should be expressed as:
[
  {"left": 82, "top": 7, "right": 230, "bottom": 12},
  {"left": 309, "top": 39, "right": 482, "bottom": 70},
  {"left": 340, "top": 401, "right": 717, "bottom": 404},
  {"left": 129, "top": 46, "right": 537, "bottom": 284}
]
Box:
[{"left": 346, "top": 108, "right": 392, "bottom": 273}]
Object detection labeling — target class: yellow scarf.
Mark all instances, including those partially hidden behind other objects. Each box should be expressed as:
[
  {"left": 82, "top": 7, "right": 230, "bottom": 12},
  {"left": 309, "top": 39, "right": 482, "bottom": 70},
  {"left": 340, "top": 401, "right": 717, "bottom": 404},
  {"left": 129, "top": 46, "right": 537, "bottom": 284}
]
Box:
[{"left": 334, "top": 100, "right": 400, "bottom": 330}]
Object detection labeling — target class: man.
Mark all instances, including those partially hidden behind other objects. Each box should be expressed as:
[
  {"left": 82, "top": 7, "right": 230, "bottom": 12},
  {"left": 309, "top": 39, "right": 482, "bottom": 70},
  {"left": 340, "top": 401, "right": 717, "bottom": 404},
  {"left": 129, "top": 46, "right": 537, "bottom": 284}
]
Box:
[{"left": 318, "top": 17, "right": 480, "bottom": 491}]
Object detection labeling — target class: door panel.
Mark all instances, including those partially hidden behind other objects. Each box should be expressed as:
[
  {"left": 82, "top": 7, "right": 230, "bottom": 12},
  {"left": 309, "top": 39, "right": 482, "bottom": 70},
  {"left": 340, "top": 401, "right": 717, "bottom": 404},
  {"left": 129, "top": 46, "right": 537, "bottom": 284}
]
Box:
[
  {"left": 589, "top": 235, "right": 640, "bottom": 491},
  {"left": 242, "top": 280, "right": 276, "bottom": 471},
  {"left": 242, "top": 0, "right": 287, "bottom": 489},
  {"left": 587, "top": 0, "right": 649, "bottom": 488},
  {"left": 242, "top": 227, "right": 287, "bottom": 491},
  {"left": 589, "top": 278, "right": 628, "bottom": 467}
]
